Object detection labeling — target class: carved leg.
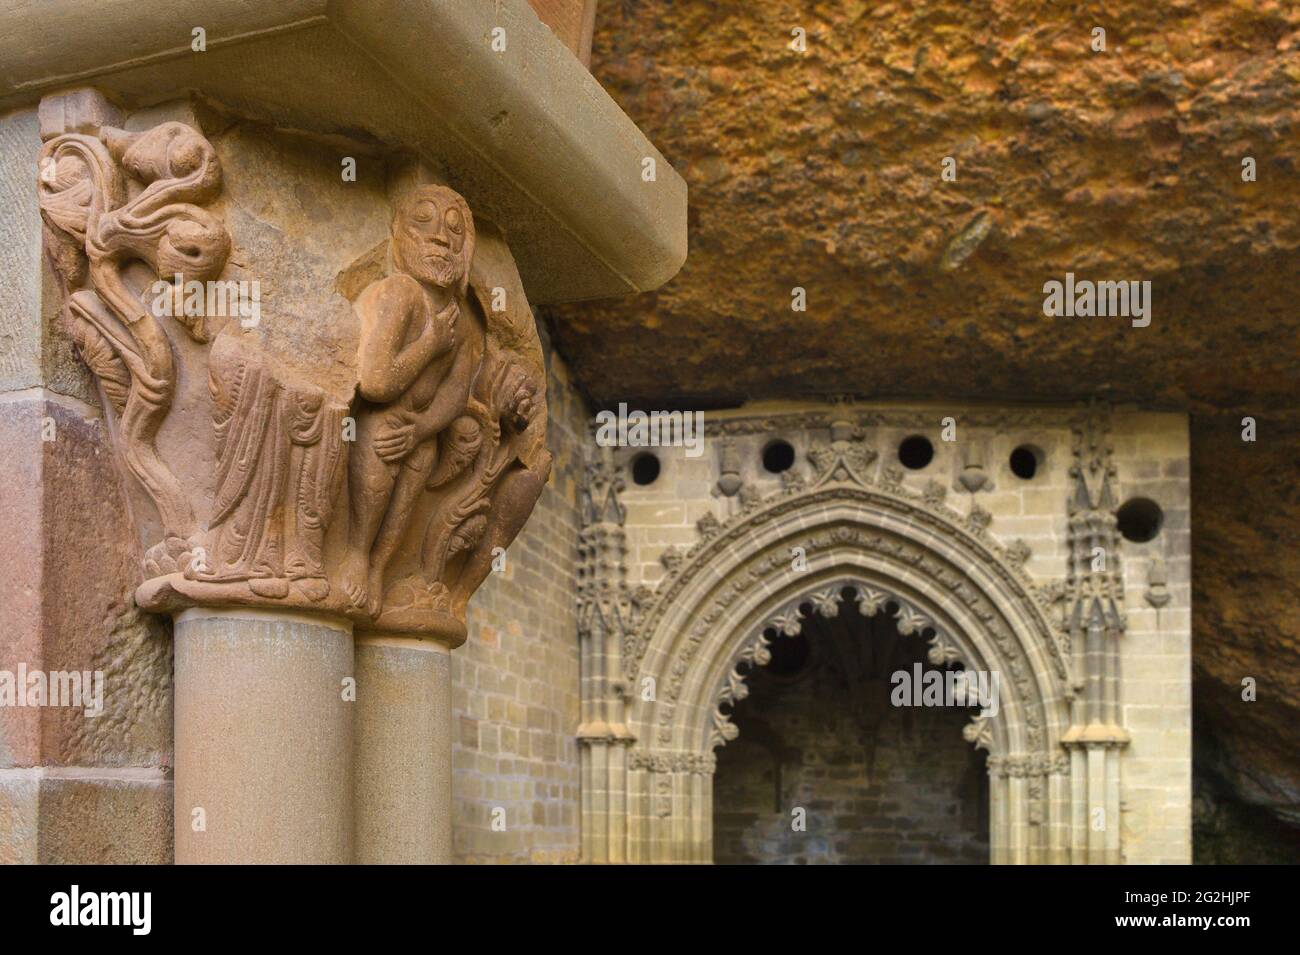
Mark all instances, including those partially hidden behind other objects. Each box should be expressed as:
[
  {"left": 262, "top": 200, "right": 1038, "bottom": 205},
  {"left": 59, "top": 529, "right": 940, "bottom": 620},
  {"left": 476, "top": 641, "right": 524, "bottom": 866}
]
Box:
[
  {"left": 341, "top": 411, "right": 398, "bottom": 613},
  {"left": 367, "top": 440, "right": 439, "bottom": 615}
]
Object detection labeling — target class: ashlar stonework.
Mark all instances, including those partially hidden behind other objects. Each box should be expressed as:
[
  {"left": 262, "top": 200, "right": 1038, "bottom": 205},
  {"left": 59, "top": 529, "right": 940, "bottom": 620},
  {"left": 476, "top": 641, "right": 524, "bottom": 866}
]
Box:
[{"left": 578, "top": 402, "right": 1191, "bottom": 864}]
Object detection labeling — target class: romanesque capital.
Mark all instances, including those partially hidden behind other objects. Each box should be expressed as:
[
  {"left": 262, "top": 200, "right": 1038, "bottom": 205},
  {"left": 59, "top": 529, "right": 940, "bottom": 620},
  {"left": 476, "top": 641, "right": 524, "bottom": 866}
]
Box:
[{"left": 38, "top": 88, "right": 551, "bottom": 645}]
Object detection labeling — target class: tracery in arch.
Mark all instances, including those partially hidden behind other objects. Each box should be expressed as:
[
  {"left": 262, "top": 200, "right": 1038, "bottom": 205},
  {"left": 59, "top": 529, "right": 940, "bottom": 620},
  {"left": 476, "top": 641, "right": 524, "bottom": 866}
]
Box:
[
  {"left": 708, "top": 580, "right": 1000, "bottom": 753},
  {"left": 628, "top": 487, "right": 1073, "bottom": 769}
]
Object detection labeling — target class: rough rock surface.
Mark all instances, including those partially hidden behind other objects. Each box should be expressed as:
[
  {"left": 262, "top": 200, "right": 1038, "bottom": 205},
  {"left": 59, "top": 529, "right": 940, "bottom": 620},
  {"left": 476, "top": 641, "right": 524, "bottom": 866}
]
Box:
[{"left": 548, "top": 0, "right": 1300, "bottom": 860}]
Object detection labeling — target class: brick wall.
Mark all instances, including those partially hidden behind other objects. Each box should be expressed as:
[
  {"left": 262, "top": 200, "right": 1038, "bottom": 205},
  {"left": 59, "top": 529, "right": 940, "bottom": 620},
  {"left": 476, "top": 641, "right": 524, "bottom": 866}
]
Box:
[{"left": 451, "top": 330, "right": 587, "bottom": 863}]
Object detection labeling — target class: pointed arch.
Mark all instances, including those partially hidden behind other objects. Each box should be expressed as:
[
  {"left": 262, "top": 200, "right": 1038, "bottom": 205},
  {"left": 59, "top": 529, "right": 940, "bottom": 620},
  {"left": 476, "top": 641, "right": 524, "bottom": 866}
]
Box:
[{"left": 615, "top": 484, "right": 1075, "bottom": 863}]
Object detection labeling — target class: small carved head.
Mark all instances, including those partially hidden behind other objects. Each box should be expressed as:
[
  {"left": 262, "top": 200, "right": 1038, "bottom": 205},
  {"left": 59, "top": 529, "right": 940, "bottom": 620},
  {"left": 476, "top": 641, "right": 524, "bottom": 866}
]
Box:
[{"left": 391, "top": 184, "right": 475, "bottom": 295}]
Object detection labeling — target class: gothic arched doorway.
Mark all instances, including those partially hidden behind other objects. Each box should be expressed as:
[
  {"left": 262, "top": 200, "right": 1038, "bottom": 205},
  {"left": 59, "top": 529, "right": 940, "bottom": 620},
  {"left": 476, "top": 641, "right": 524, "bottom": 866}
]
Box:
[
  {"left": 578, "top": 408, "right": 1167, "bottom": 864},
  {"left": 712, "top": 593, "right": 990, "bottom": 864}
]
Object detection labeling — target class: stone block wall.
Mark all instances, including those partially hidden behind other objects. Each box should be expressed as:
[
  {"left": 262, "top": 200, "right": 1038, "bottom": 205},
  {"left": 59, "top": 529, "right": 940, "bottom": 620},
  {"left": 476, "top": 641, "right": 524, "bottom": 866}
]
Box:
[
  {"left": 1113, "top": 413, "right": 1193, "bottom": 864},
  {"left": 451, "top": 334, "right": 588, "bottom": 863},
  {"left": 612, "top": 401, "right": 1192, "bottom": 863}
]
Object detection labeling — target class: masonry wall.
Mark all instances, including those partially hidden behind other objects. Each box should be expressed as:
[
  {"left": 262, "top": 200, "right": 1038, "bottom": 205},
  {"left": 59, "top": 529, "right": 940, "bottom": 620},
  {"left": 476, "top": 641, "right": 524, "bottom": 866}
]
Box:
[
  {"left": 614, "top": 401, "right": 1192, "bottom": 863},
  {"left": 714, "top": 608, "right": 988, "bottom": 864},
  {"left": 1112, "top": 413, "right": 1193, "bottom": 864},
  {"left": 451, "top": 333, "right": 587, "bottom": 863}
]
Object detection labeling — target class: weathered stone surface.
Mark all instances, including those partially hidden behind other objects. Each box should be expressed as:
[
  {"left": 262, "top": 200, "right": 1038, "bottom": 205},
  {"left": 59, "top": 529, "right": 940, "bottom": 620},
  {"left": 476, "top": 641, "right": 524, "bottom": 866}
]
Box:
[
  {"left": 38, "top": 89, "right": 551, "bottom": 645},
  {"left": 1191, "top": 411, "right": 1300, "bottom": 854},
  {"left": 0, "top": 776, "right": 38, "bottom": 864},
  {"left": 0, "top": 109, "right": 95, "bottom": 401},
  {"left": 0, "top": 395, "right": 171, "bottom": 772},
  {"left": 554, "top": 0, "right": 1300, "bottom": 411},
  {"left": 173, "top": 610, "right": 353, "bottom": 864},
  {"left": 32, "top": 774, "right": 172, "bottom": 864},
  {"left": 354, "top": 636, "right": 453, "bottom": 864},
  {"left": 3, "top": 773, "right": 169, "bottom": 866},
  {"left": 0, "top": 397, "right": 44, "bottom": 770},
  {"left": 549, "top": 0, "right": 1300, "bottom": 855}
]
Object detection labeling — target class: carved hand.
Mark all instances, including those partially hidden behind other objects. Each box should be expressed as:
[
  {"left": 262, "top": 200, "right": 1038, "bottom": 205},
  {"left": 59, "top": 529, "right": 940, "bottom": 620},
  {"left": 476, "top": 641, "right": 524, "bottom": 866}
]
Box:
[
  {"left": 424, "top": 298, "right": 459, "bottom": 356},
  {"left": 374, "top": 412, "right": 417, "bottom": 463}
]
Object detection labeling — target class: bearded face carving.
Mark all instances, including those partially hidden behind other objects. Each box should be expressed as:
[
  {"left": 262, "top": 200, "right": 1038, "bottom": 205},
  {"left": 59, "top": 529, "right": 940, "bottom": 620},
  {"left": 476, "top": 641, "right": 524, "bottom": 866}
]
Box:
[{"left": 390, "top": 187, "right": 473, "bottom": 294}]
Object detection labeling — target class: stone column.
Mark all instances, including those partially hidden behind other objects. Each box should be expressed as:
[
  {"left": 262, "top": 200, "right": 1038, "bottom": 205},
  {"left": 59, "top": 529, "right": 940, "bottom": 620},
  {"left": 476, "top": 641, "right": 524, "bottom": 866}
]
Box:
[
  {"left": 173, "top": 609, "right": 354, "bottom": 864},
  {"left": 353, "top": 633, "right": 454, "bottom": 864}
]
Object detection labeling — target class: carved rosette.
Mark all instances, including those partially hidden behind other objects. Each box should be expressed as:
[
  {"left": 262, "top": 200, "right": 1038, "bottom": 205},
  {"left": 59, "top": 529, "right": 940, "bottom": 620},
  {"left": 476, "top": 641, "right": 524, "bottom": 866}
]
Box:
[{"left": 38, "top": 89, "right": 550, "bottom": 645}]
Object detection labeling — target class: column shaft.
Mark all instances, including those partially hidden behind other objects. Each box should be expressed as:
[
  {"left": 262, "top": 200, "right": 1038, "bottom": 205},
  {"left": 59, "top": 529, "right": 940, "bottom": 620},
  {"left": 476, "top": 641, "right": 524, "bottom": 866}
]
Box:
[
  {"left": 353, "top": 633, "right": 453, "bottom": 864},
  {"left": 173, "top": 609, "right": 354, "bottom": 864}
]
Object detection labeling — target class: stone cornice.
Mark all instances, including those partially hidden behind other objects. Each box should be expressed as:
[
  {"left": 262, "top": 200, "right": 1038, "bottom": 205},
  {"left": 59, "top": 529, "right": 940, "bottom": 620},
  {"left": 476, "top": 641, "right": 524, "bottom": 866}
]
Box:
[{"left": 1, "top": 0, "right": 687, "bottom": 303}]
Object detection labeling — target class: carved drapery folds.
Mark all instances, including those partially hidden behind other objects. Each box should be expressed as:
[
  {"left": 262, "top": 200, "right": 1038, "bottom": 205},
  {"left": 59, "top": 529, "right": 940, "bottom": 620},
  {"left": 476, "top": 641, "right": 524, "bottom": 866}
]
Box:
[{"left": 38, "top": 89, "right": 550, "bottom": 644}]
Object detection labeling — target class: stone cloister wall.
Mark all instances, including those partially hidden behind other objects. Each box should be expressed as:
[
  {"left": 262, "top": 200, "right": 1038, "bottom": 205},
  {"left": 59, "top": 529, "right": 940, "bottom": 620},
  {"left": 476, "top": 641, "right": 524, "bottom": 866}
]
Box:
[{"left": 583, "top": 401, "right": 1191, "bottom": 863}]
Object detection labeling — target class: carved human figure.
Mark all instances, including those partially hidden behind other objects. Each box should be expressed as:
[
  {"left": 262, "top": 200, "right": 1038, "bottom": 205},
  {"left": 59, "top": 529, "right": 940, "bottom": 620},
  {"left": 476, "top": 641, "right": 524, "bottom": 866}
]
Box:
[{"left": 340, "top": 185, "right": 482, "bottom": 615}]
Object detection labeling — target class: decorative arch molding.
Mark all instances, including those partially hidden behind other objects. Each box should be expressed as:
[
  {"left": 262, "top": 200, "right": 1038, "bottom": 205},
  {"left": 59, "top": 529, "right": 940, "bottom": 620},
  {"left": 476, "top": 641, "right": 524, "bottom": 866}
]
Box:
[
  {"left": 706, "top": 579, "right": 1001, "bottom": 753},
  {"left": 577, "top": 406, "right": 1130, "bottom": 865}
]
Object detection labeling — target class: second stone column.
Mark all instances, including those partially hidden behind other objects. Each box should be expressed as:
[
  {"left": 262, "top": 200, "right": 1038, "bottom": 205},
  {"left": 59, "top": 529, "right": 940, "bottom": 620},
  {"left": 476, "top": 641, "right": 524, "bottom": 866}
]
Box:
[{"left": 353, "top": 633, "right": 454, "bottom": 864}]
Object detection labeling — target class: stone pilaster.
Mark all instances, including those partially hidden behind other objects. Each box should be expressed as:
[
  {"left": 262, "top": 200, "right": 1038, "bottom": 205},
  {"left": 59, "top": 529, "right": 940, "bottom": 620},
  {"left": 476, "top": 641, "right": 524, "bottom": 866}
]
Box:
[
  {"left": 1061, "top": 406, "right": 1130, "bottom": 864},
  {"left": 0, "top": 105, "right": 172, "bottom": 864},
  {"left": 576, "top": 446, "right": 638, "bottom": 863}
]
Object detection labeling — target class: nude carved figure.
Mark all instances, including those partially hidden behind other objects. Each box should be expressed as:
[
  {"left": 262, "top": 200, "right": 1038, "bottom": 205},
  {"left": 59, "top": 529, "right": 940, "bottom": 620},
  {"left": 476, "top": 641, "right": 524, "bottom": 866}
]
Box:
[{"left": 339, "top": 185, "right": 482, "bottom": 616}]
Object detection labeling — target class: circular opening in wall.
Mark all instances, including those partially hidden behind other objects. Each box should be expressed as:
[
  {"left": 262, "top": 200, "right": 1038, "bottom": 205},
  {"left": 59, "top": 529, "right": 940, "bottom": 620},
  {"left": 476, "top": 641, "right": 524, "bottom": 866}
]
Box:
[
  {"left": 898, "top": 435, "right": 934, "bottom": 470},
  {"left": 1117, "top": 497, "right": 1164, "bottom": 543},
  {"left": 766, "top": 632, "right": 811, "bottom": 678},
  {"left": 1009, "top": 445, "right": 1043, "bottom": 480},
  {"left": 762, "top": 439, "right": 796, "bottom": 474},
  {"left": 630, "top": 452, "right": 660, "bottom": 486}
]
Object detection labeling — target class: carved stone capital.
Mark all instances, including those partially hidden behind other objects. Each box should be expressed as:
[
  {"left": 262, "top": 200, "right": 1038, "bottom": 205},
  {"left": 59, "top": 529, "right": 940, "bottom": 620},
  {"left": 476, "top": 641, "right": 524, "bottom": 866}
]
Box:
[{"left": 38, "top": 89, "right": 551, "bottom": 646}]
